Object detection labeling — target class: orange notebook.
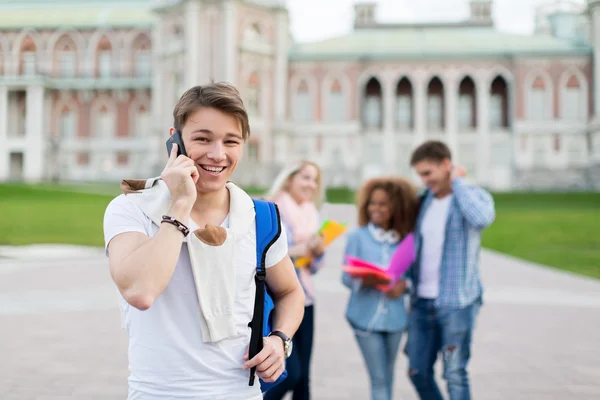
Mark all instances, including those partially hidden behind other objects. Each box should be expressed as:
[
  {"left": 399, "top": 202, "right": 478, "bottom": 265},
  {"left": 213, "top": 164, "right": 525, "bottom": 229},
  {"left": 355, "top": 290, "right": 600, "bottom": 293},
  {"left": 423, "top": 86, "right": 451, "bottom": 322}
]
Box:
[{"left": 295, "top": 220, "right": 347, "bottom": 268}]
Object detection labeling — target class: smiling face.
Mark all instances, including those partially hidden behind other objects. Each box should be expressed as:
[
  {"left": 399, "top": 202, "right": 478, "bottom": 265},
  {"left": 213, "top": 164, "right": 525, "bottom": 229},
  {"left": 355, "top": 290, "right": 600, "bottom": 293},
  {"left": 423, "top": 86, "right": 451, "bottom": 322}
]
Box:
[
  {"left": 287, "top": 163, "right": 320, "bottom": 204},
  {"left": 367, "top": 188, "right": 393, "bottom": 230},
  {"left": 413, "top": 158, "right": 452, "bottom": 196},
  {"left": 170, "top": 107, "right": 244, "bottom": 194}
]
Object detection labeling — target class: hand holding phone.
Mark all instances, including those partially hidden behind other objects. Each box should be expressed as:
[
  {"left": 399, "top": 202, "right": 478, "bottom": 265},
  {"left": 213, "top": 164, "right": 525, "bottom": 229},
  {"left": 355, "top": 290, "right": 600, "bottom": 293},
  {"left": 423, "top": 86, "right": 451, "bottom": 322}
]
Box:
[
  {"left": 166, "top": 130, "right": 188, "bottom": 157},
  {"left": 161, "top": 132, "right": 198, "bottom": 212}
]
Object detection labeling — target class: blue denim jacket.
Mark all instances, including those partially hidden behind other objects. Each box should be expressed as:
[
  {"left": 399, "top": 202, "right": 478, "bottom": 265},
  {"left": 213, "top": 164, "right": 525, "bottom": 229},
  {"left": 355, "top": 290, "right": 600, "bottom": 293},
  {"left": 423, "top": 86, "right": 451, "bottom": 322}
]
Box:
[{"left": 341, "top": 226, "right": 409, "bottom": 333}]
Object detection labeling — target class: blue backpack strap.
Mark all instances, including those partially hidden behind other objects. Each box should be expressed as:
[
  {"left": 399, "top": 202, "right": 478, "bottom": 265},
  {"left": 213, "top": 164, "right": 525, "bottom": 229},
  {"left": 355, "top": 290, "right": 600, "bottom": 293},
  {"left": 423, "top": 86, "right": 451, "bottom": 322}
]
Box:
[{"left": 247, "top": 199, "right": 282, "bottom": 388}]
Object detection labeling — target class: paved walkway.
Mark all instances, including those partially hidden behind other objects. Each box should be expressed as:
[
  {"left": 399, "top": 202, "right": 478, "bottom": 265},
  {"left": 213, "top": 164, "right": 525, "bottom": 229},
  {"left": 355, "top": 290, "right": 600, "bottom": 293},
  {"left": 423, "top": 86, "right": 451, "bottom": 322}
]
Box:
[{"left": 1, "top": 204, "right": 600, "bottom": 399}]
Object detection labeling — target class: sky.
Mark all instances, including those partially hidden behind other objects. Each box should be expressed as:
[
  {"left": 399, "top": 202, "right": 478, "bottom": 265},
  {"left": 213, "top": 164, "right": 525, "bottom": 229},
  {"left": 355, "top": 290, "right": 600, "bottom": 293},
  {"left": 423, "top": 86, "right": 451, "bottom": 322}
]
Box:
[{"left": 285, "top": 0, "right": 586, "bottom": 42}]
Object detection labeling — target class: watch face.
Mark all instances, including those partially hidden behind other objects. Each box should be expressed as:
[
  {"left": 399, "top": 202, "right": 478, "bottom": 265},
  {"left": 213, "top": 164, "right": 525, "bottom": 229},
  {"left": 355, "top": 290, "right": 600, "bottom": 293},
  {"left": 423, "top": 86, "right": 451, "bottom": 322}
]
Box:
[{"left": 285, "top": 340, "right": 293, "bottom": 358}]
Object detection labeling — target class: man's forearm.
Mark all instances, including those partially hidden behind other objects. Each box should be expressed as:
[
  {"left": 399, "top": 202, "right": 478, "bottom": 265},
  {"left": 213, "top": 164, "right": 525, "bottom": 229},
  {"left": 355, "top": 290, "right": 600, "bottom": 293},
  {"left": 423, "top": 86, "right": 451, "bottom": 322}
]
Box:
[
  {"left": 272, "top": 286, "right": 305, "bottom": 338},
  {"left": 114, "top": 202, "right": 190, "bottom": 309}
]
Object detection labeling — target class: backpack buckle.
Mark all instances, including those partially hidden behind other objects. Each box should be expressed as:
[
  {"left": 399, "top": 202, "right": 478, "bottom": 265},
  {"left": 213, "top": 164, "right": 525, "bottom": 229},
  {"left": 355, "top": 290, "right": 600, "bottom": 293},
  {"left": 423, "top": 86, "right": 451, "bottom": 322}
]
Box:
[{"left": 256, "top": 269, "right": 266, "bottom": 281}]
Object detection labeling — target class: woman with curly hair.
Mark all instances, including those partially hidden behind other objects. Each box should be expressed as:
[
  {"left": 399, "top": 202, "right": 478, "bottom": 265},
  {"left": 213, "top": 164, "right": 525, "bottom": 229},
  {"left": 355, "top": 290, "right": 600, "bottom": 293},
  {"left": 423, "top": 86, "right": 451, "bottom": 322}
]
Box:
[{"left": 341, "top": 177, "right": 419, "bottom": 400}]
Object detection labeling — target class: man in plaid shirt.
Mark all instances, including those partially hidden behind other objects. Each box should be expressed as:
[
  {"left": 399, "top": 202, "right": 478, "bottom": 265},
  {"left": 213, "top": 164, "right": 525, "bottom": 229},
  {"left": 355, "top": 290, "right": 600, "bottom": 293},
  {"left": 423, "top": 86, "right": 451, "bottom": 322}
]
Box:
[{"left": 405, "top": 140, "right": 495, "bottom": 400}]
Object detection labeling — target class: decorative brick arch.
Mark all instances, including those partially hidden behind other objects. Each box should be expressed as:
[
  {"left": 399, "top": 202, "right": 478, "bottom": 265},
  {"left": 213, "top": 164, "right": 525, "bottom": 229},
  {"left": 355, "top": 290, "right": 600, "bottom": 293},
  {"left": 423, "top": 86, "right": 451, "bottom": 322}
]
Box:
[
  {"left": 88, "top": 31, "right": 115, "bottom": 54},
  {"left": 47, "top": 29, "right": 85, "bottom": 56},
  {"left": 357, "top": 69, "right": 386, "bottom": 94},
  {"left": 421, "top": 70, "right": 447, "bottom": 89},
  {"left": 129, "top": 31, "right": 151, "bottom": 51},
  {"left": 455, "top": 68, "right": 479, "bottom": 88},
  {"left": 486, "top": 66, "right": 514, "bottom": 86},
  {"left": 11, "top": 28, "right": 41, "bottom": 56}
]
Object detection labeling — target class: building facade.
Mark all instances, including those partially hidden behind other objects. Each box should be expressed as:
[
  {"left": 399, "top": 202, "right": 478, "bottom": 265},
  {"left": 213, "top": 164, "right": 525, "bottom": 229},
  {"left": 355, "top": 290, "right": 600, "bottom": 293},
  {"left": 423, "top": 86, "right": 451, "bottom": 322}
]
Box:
[{"left": 1, "top": 0, "right": 600, "bottom": 190}]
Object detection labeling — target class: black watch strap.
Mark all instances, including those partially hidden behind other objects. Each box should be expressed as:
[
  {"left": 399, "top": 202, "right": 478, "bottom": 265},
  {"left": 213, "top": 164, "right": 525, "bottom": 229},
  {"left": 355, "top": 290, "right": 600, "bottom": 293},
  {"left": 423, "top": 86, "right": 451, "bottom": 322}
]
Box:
[{"left": 269, "top": 330, "right": 290, "bottom": 343}]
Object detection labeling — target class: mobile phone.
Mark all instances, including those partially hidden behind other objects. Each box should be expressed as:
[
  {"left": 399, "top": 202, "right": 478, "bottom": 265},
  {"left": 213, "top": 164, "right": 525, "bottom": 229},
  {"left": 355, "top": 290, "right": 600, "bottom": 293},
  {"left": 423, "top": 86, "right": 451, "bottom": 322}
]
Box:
[{"left": 166, "top": 130, "right": 188, "bottom": 157}]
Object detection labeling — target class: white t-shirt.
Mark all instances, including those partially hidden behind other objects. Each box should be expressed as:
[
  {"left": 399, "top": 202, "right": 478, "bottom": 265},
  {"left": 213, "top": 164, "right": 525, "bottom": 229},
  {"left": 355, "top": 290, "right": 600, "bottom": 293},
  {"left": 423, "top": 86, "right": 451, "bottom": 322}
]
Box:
[
  {"left": 103, "top": 194, "right": 288, "bottom": 400},
  {"left": 417, "top": 194, "right": 453, "bottom": 299}
]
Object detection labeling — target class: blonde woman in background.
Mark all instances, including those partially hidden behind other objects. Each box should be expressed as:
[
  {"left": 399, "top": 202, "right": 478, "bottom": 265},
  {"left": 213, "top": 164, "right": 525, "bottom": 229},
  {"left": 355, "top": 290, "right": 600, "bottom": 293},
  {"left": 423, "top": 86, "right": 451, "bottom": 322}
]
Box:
[{"left": 263, "top": 160, "right": 326, "bottom": 400}]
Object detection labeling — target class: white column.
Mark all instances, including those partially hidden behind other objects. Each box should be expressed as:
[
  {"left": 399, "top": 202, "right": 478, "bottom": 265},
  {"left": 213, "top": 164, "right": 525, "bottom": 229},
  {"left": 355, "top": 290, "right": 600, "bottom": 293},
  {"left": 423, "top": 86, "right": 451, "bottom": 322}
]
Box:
[
  {"left": 413, "top": 72, "right": 427, "bottom": 148},
  {"left": 476, "top": 75, "right": 490, "bottom": 185},
  {"left": 152, "top": 18, "right": 169, "bottom": 130},
  {"left": 24, "top": 85, "right": 45, "bottom": 182},
  {"left": 150, "top": 38, "right": 167, "bottom": 176},
  {"left": 382, "top": 76, "right": 395, "bottom": 170},
  {"left": 444, "top": 75, "right": 459, "bottom": 161},
  {"left": 261, "top": 68, "right": 274, "bottom": 163},
  {"left": 222, "top": 0, "right": 237, "bottom": 85},
  {"left": 0, "top": 86, "right": 8, "bottom": 180},
  {"left": 274, "top": 8, "right": 290, "bottom": 124},
  {"left": 185, "top": 0, "right": 203, "bottom": 86},
  {"left": 592, "top": 6, "right": 600, "bottom": 119}
]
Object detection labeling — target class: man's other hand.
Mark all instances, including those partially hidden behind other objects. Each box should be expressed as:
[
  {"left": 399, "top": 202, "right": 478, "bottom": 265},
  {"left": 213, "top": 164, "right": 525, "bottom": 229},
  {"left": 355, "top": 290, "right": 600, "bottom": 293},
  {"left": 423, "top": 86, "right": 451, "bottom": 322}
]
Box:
[{"left": 243, "top": 335, "right": 286, "bottom": 383}]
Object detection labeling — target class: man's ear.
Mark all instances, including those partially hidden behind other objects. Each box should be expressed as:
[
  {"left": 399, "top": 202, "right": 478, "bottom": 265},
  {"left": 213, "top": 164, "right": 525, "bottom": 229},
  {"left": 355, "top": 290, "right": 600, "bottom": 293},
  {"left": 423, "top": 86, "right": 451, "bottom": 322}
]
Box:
[
  {"left": 441, "top": 158, "right": 453, "bottom": 171},
  {"left": 169, "top": 127, "right": 176, "bottom": 136}
]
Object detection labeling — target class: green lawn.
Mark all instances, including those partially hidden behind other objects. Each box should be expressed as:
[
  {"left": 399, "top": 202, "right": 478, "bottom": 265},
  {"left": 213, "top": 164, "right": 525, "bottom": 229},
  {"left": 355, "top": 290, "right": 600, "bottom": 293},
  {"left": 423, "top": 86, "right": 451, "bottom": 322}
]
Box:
[
  {"left": 482, "top": 192, "right": 600, "bottom": 279},
  {"left": 0, "top": 184, "right": 598, "bottom": 280},
  {"left": 0, "top": 184, "right": 114, "bottom": 247}
]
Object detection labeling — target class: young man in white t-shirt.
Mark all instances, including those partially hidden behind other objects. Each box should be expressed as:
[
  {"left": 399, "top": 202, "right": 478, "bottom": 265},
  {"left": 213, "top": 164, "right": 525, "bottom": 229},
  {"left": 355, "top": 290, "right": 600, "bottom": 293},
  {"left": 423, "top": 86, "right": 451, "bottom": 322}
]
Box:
[
  {"left": 405, "top": 140, "right": 495, "bottom": 400},
  {"left": 103, "top": 82, "right": 305, "bottom": 400}
]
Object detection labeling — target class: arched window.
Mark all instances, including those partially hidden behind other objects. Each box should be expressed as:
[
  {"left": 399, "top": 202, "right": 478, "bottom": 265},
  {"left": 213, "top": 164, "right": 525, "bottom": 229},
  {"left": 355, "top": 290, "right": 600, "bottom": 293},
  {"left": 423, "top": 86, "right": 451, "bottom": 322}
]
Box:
[
  {"left": 563, "top": 75, "right": 582, "bottom": 121},
  {"left": 19, "top": 35, "right": 37, "bottom": 76},
  {"left": 54, "top": 34, "right": 78, "bottom": 78},
  {"left": 97, "top": 35, "right": 112, "bottom": 78},
  {"left": 490, "top": 76, "right": 509, "bottom": 128},
  {"left": 427, "top": 77, "right": 444, "bottom": 130},
  {"left": 362, "top": 77, "right": 382, "bottom": 129},
  {"left": 293, "top": 80, "right": 312, "bottom": 122},
  {"left": 327, "top": 79, "right": 345, "bottom": 122},
  {"left": 133, "top": 103, "right": 151, "bottom": 137},
  {"left": 247, "top": 72, "right": 260, "bottom": 116},
  {"left": 59, "top": 105, "right": 76, "bottom": 139},
  {"left": 530, "top": 75, "right": 549, "bottom": 120},
  {"left": 458, "top": 76, "right": 476, "bottom": 129},
  {"left": 95, "top": 103, "right": 115, "bottom": 138},
  {"left": 132, "top": 34, "right": 151, "bottom": 77},
  {"left": 395, "top": 77, "right": 413, "bottom": 130}
]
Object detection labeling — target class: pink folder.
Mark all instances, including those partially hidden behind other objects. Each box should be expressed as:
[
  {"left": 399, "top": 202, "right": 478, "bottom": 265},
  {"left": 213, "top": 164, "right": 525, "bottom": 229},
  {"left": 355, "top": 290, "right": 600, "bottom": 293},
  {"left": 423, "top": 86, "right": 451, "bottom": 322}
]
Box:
[
  {"left": 343, "top": 233, "right": 416, "bottom": 292},
  {"left": 377, "top": 233, "right": 415, "bottom": 291}
]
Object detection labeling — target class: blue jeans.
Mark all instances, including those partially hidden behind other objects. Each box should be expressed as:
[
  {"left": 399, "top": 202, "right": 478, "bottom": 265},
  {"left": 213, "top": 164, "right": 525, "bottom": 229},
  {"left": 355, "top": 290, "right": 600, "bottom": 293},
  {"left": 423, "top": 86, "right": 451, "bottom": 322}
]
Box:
[
  {"left": 354, "top": 327, "right": 404, "bottom": 400},
  {"left": 405, "top": 298, "right": 481, "bottom": 400}
]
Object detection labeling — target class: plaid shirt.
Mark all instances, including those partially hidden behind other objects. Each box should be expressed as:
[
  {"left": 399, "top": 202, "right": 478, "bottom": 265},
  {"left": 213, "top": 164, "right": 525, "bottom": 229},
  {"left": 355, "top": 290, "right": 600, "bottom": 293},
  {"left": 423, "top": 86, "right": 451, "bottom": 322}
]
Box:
[{"left": 409, "top": 178, "right": 496, "bottom": 309}]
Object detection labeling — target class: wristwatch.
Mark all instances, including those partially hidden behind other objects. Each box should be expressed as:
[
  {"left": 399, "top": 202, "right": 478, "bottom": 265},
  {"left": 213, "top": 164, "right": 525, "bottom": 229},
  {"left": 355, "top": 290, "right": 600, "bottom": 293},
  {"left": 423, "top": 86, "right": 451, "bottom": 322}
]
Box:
[{"left": 269, "top": 330, "right": 293, "bottom": 359}]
